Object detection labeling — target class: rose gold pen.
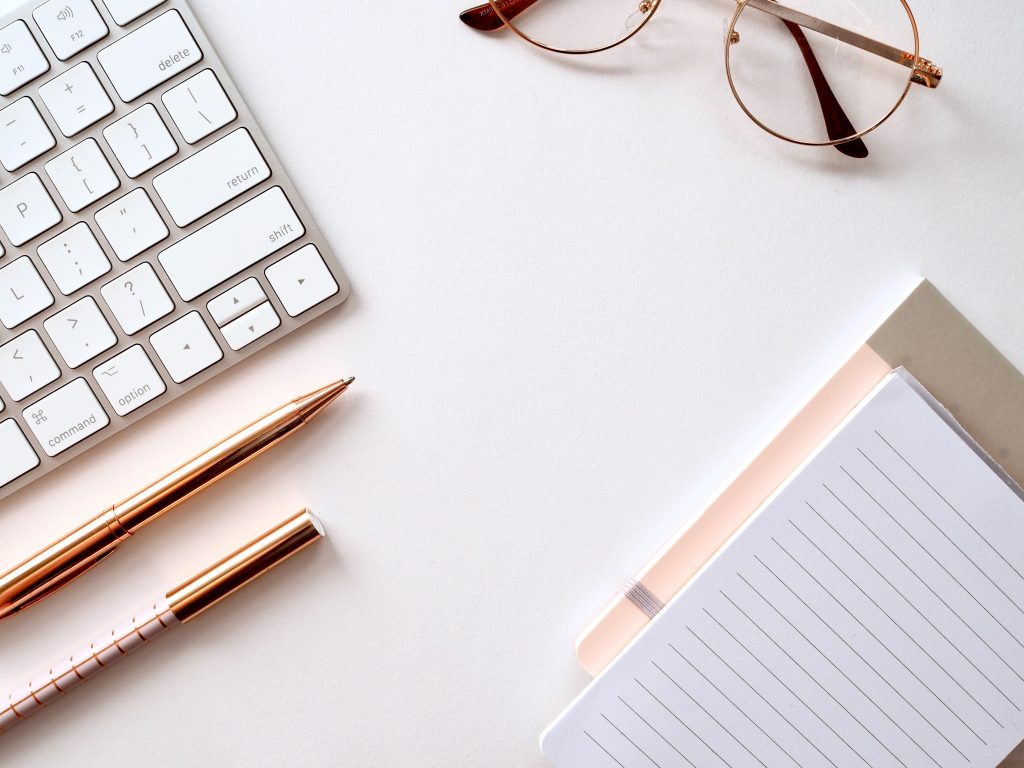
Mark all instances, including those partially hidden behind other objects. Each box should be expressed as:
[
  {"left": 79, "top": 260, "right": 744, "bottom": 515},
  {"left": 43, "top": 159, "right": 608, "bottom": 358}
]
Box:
[
  {"left": 0, "top": 377, "right": 353, "bottom": 622},
  {"left": 0, "top": 508, "right": 325, "bottom": 734}
]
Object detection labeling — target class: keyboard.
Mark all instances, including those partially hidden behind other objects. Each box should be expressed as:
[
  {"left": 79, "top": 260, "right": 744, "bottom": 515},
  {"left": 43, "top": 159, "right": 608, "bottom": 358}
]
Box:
[{"left": 0, "top": 0, "right": 349, "bottom": 501}]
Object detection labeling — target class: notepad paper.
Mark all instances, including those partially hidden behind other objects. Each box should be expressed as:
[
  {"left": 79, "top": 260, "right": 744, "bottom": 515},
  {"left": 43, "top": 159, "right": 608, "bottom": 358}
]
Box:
[{"left": 543, "top": 370, "right": 1024, "bottom": 768}]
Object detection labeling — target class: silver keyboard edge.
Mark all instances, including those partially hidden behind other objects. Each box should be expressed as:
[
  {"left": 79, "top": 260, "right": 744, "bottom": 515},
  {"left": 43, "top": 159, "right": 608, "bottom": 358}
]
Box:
[{"left": 0, "top": 0, "right": 351, "bottom": 502}]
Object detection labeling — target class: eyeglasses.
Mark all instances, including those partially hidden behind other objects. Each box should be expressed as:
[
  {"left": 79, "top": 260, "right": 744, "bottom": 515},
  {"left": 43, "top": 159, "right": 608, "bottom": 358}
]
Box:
[{"left": 458, "top": 0, "right": 943, "bottom": 158}]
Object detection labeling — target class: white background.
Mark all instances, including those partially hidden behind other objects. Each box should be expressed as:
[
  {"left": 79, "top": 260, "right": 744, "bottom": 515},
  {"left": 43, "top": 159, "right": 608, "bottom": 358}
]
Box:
[{"left": 0, "top": 0, "right": 1022, "bottom": 766}]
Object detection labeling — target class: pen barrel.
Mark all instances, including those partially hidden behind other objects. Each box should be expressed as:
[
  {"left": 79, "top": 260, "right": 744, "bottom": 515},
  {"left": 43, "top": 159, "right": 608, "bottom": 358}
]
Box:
[
  {"left": 0, "top": 600, "right": 178, "bottom": 735},
  {"left": 0, "top": 407, "right": 302, "bottom": 621},
  {"left": 112, "top": 407, "right": 304, "bottom": 532},
  {"left": 167, "top": 509, "right": 324, "bottom": 622},
  {"left": 0, "top": 511, "right": 127, "bottom": 620}
]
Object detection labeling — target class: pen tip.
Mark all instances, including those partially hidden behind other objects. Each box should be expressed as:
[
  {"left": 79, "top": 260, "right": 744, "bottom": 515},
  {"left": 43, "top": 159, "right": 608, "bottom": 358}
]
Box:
[{"left": 297, "top": 377, "right": 356, "bottom": 422}]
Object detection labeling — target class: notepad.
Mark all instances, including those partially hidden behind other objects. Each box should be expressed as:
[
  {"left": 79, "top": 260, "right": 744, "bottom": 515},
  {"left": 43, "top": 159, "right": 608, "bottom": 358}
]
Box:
[{"left": 543, "top": 370, "right": 1024, "bottom": 768}]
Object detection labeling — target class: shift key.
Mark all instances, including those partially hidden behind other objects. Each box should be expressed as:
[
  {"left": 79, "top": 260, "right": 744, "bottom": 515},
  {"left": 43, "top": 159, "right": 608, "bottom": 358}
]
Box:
[
  {"left": 159, "top": 187, "right": 304, "bottom": 301},
  {"left": 98, "top": 11, "right": 202, "bottom": 102}
]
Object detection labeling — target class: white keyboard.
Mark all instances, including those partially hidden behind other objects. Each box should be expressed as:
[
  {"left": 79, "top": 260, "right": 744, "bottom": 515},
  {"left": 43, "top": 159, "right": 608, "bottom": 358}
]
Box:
[{"left": 0, "top": 0, "right": 349, "bottom": 500}]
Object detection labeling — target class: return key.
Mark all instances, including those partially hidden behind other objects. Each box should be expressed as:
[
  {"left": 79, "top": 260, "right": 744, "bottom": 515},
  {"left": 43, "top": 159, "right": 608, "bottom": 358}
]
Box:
[{"left": 153, "top": 128, "right": 271, "bottom": 227}]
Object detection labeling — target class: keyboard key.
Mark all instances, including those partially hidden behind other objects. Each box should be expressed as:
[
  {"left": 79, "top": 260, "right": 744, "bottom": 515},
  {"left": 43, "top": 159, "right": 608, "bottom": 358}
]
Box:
[
  {"left": 100, "top": 260, "right": 172, "bottom": 334},
  {"left": 0, "top": 256, "right": 54, "bottom": 328},
  {"left": 102, "top": 0, "right": 165, "bottom": 26},
  {"left": 0, "top": 329, "right": 61, "bottom": 401},
  {"left": 93, "top": 344, "right": 165, "bottom": 415},
  {"left": 38, "top": 63, "right": 115, "bottom": 137},
  {"left": 33, "top": 0, "right": 109, "bottom": 61},
  {"left": 45, "top": 138, "right": 120, "bottom": 212},
  {"left": 220, "top": 301, "right": 279, "bottom": 351},
  {"left": 38, "top": 223, "right": 112, "bottom": 295},
  {"left": 95, "top": 188, "right": 168, "bottom": 261},
  {"left": 0, "top": 98, "right": 56, "bottom": 172},
  {"left": 24, "top": 377, "right": 109, "bottom": 457},
  {"left": 207, "top": 277, "right": 266, "bottom": 327},
  {"left": 0, "top": 21, "right": 50, "bottom": 96},
  {"left": 103, "top": 103, "right": 177, "bottom": 178},
  {"left": 162, "top": 69, "right": 236, "bottom": 144},
  {"left": 160, "top": 186, "right": 303, "bottom": 301},
  {"left": 150, "top": 311, "right": 221, "bottom": 383},
  {"left": 43, "top": 296, "right": 117, "bottom": 368},
  {"left": 97, "top": 11, "right": 202, "bottom": 102},
  {"left": 0, "top": 174, "right": 63, "bottom": 249},
  {"left": 266, "top": 245, "right": 340, "bottom": 317},
  {"left": 154, "top": 128, "right": 270, "bottom": 227},
  {"left": 0, "top": 419, "right": 40, "bottom": 487}
]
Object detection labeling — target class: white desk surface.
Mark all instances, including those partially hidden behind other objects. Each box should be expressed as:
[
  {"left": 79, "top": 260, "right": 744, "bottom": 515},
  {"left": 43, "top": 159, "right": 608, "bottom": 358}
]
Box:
[{"left": 1, "top": 1, "right": 1022, "bottom": 765}]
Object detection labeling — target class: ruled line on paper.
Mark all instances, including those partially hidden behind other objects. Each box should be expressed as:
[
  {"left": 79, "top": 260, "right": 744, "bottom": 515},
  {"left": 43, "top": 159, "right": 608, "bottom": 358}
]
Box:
[
  {"left": 822, "top": 484, "right": 1024, "bottom": 686},
  {"left": 733, "top": 576, "right": 925, "bottom": 768},
  {"left": 793, "top": 512, "right": 1013, "bottom": 722},
  {"left": 723, "top": 587, "right": 909, "bottom": 768},
  {"left": 652, "top": 660, "right": 769, "bottom": 768},
  {"left": 770, "top": 532, "right": 983, "bottom": 747},
  {"left": 687, "top": 626, "right": 840, "bottom": 768},
  {"left": 601, "top": 712, "right": 663, "bottom": 767},
  {"left": 876, "top": 429, "right": 1024, "bottom": 586},
  {"left": 842, "top": 466, "right": 1024, "bottom": 656},
  {"left": 617, "top": 695, "right": 697, "bottom": 768},
  {"left": 585, "top": 730, "right": 627, "bottom": 768},
  {"left": 669, "top": 642, "right": 804, "bottom": 767},
  {"left": 635, "top": 677, "right": 733, "bottom": 767},
  {"left": 859, "top": 446, "right": 1024, "bottom": 618},
  {"left": 703, "top": 607, "right": 873, "bottom": 768}
]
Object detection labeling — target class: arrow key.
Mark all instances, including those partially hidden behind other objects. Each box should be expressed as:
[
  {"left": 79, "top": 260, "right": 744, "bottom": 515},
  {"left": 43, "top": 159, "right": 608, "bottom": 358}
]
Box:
[
  {"left": 219, "top": 301, "right": 279, "bottom": 351},
  {"left": 207, "top": 277, "right": 267, "bottom": 327},
  {"left": 265, "top": 244, "right": 338, "bottom": 318},
  {"left": 150, "top": 311, "right": 222, "bottom": 383}
]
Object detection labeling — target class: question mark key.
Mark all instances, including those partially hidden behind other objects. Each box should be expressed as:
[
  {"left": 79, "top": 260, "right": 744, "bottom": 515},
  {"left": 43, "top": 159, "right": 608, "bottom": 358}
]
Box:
[{"left": 99, "top": 262, "right": 174, "bottom": 335}]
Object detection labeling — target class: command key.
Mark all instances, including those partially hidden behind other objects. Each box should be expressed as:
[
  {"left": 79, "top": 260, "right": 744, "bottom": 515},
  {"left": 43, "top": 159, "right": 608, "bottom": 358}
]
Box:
[{"left": 24, "top": 378, "right": 109, "bottom": 457}]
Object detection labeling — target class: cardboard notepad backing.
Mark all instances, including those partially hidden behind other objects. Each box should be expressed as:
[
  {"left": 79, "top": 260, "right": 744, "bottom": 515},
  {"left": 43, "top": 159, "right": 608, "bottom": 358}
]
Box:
[{"left": 574, "top": 280, "right": 1024, "bottom": 765}]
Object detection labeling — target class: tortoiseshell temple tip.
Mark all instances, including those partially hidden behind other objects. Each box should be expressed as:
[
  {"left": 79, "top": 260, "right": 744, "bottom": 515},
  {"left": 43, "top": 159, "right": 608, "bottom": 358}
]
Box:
[
  {"left": 836, "top": 137, "right": 869, "bottom": 159},
  {"left": 460, "top": 4, "right": 505, "bottom": 32}
]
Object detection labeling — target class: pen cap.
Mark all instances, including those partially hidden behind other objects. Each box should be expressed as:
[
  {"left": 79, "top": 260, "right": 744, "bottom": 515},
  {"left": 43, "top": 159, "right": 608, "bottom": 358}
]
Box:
[{"left": 166, "top": 509, "right": 325, "bottom": 623}]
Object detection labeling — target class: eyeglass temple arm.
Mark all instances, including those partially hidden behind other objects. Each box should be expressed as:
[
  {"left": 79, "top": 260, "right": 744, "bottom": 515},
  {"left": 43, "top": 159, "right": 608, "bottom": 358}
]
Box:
[
  {"left": 460, "top": 0, "right": 538, "bottom": 32},
  {"left": 744, "top": 0, "right": 942, "bottom": 88},
  {"left": 459, "top": 0, "right": 943, "bottom": 89},
  {"left": 780, "top": 19, "right": 867, "bottom": 158}
]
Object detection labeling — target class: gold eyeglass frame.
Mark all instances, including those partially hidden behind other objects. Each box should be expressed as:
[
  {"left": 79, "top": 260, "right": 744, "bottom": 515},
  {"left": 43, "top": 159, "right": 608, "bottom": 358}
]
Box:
[
  {"left": 462, "top": 0, "right": 944, "bottom": 151},
  {"left": 727, "top": 0, "right": 919, "bottom": 147}
]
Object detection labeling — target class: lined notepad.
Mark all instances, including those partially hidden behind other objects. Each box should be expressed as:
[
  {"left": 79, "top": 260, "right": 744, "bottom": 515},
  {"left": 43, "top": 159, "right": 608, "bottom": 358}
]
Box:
[{"left": 543, "top": 370, "right": 1024, "bottom": 768}]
